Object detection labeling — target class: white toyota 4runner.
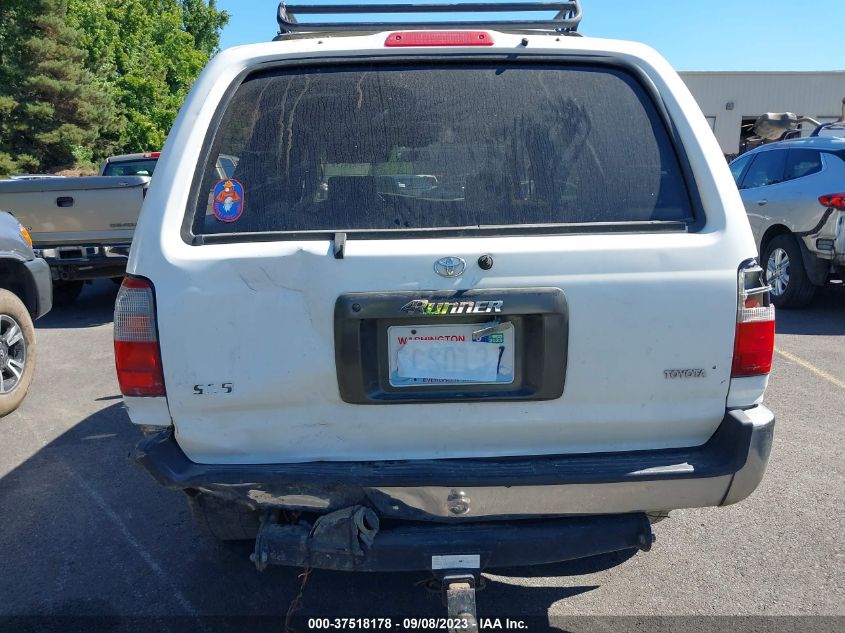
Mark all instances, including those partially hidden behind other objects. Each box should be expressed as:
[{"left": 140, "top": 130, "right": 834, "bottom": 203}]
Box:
[{"left": 116, "top": 0, "right": 775, "bottom": 597}]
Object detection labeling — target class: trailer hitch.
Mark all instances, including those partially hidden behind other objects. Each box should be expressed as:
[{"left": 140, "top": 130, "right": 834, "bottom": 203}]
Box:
[
  {"left": 250, "top": 507, "right": 653, "bottom": 629},
  {"left": 251, "top": 509, "right": 652, "bottom": 572},
  {"left": 441, "top": 573, "right": 480, "bottom": 633}
]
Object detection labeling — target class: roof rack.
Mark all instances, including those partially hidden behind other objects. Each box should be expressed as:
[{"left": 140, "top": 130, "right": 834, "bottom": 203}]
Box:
[
  {"left": 276, "top": 2, "right": 582, "bottom": 36},
  {"left": 811, "top": 98, "right": 845, "bottom": 137},
  {"left": 811, "top": 122, "right": 845, "bottom": 138}
]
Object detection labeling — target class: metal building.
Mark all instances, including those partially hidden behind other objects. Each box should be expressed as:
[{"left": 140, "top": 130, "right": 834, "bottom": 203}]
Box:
[{"left": 678, "top": 71, "right": 845, "bottom": 156}]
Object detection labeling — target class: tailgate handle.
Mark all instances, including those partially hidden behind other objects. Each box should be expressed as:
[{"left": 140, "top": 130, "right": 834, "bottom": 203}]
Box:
[
  {"left": 56, "top": 196, "right": 74, "bottom": 208},
  {"left": 756, "top": 199, "right": 768, "bottom": 206}
]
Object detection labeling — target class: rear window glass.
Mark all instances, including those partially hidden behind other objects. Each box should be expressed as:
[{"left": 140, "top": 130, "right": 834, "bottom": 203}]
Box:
[
  {"left": 104, "top": 159, "right": 157, "bottom": 177},
  {"left": 191, "top": 63, "right": 693, "bottom": 236}
]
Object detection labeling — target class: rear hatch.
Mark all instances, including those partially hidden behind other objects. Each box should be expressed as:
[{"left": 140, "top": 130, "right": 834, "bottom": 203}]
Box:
[
  {"left": 152, "top": 54, "right": 741, "bottom": 464},
  {"left": 0, "top": 176, "right": 147, "bottom": 247}
]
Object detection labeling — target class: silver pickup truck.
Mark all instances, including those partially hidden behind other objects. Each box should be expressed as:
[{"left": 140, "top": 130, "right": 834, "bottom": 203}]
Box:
[
  {"left": 0, "top": 174, "right": 149, "bottom": 305},
  {"left": 0, "top": 152, "right": 237, "bottom": 305}
]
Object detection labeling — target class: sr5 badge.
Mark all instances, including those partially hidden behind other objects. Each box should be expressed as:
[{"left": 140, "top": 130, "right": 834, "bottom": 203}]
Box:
[{"left": 193, "top": 383, "right": 234, "bottom": 395}]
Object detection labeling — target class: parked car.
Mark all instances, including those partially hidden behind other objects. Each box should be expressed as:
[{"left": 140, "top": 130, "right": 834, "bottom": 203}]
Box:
[
  {"left": 99, "top": 152, "right": 161, "bottom": 177},
  {"left": 119, "top": 1, "right": 775, "bottom": 618},
  {"left": 730, "top": 136, "right": 845, "bottom": 308},
  {"left": 0, "top": 211, "right": 52, "bottom": 415},
  {"left": 100, "top": 151, "right": 239, "bottom": 179}
]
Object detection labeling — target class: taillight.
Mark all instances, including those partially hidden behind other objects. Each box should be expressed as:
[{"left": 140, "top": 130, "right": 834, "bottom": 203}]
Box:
[
  {"left": 114, "top": 276, "right": 165, "bottom": 397},
  {"left": 732, "top": 262, "right": 775, "bottom": 377},
  {"left": 818, "top": 193, "right": 845, "bottom": 210},
  {"left": 385, "top": 31, "right": 494, "bottom": 47}
]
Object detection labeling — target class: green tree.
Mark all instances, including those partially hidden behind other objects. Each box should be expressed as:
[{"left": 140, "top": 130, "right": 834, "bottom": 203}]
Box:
[
  {"left": 0, "top": 0, "right": 36, "bottom": 172},
  {"left": 0, "top": 0, "right": 114, "bottom": 173},
  {"left": 67, "top": 0, "right": 228, "bottom": 156},
  {"left": 0, "top": 0, "right": 228, "bottom": 174},
  {"left": 182, "top": 0, "right": 228, "bottom": 57}
]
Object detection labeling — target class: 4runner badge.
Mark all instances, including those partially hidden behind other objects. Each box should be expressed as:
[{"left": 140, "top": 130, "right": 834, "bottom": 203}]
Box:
[{"left": 400, "top": 299, "right": 504, "bottom": 316}]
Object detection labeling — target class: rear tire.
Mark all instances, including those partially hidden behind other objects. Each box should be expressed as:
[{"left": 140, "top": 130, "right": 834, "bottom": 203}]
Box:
[
  {"left": 762, "top": 234, "right": 816, "bottom": 309},
  {"left": 186, "top": 491, "right": 260, "bottom": 542},
  {"left": 52, "top": 280, "right": 84, "bottom": 307},
  {"left": 0, "top": 289, "right": 36, "bottom": 417}
]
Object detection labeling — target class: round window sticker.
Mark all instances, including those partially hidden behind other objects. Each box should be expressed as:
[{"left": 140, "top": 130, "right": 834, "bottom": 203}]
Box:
[{"left": 212, "top": 179, "right": 245, "bottom": 223}]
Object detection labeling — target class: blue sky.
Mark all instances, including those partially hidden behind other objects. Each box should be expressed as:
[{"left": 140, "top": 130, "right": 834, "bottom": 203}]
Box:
[{"left": 217, "top": 0, "right": 845, "bottom": 71}]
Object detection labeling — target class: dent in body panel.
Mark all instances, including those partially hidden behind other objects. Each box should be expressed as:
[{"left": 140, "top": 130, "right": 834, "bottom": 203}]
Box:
[
  {"left": 172, "top": 270, "right": 739, "bottom": 463},
  {"left": 160, "top": 257, "right": 335, "bottom": 423}
]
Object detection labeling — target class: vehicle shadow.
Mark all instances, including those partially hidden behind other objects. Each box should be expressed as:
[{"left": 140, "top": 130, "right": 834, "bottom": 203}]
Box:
[
  {"left": 493, "top": 549, "right": 638, "bottom": 578},
  {"left": 775, "top": 283, "right": 845, "bottom": 336},
  {"left": 0, "top": 403, "right": 623, "bottom": 627},
  {"left": 37, "top": 280, "right": 119, "bottom": 329}
]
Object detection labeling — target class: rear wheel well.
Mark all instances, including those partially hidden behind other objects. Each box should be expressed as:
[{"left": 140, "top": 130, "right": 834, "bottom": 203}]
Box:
[
  {"left": 760, "top": 225, "right": 792, "bottom": 256},
  {"left": 760, "top": 224, "right": 829, "bottom": 287},
  {"left": 0, "top": 259, "right": 37, "bottom": 317}
]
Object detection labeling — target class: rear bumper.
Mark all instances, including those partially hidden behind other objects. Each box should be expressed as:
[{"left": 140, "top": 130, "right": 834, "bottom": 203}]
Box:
[
  {"left": 134, "top": 406, "right": 774, "bottom": 520},
  {"left": 800, "top": 209, "right": 845, "bottom": 281},
  {"left": 38, "top": 244, "right": 129, "bottom": 281}
]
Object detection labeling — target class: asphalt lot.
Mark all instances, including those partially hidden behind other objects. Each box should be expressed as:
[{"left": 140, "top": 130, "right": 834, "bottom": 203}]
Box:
[{"left": 0, "top": 280, "right": 843, "bottom": 630}]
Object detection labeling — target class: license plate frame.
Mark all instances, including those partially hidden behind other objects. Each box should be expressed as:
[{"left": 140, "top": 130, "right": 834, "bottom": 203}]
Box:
[
  {"left": 388, "top": 322, "right": 516, "bottom": 388},
  {"left": 334, "top": 288, "right": 568, "bottom": 404}
]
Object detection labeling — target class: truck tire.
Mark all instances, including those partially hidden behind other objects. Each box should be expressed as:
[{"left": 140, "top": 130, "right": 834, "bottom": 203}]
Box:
[
  {"left": 52, "top": 280, "right": 84, "bottom": 307},
  {"left": 186, "top": 491, "right": 260, "bottom": 542},
  {"left": 762, "top": 234, "right": 816, "bottom": 309},
  {"left": 0, "top": 289, "right": 37, "bottom": 417}
]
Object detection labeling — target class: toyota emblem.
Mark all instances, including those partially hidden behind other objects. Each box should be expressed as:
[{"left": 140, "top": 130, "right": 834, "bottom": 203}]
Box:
[{"left": 434, "top": 257, "right": 467, "bottom": 278}]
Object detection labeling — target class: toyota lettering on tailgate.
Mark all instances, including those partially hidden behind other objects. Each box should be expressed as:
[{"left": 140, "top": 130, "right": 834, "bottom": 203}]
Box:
[{"left": 400, "top": 299, "right": 504, "bottom": 316}]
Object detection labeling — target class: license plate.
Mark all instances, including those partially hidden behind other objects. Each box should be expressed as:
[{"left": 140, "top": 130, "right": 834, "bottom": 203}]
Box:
[{"left": 388, "top": 322, "right": 515, "bottom": 387}]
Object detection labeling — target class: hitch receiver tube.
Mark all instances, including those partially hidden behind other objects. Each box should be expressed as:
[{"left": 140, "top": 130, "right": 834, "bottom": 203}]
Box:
[{"left": 252, "top": 510, "right": 653, "bottom": 573}]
